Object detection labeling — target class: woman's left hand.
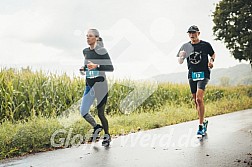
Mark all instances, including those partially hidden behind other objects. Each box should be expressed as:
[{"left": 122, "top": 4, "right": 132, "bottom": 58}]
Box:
[{"left": 87, "top": 61, "right": 98, "bottom": 70}]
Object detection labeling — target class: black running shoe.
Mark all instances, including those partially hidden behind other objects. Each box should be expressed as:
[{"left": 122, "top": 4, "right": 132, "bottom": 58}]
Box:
[
  {"left": 88, "top": 124, "right": 103, "bottom": 142},
  {"left": 102, "top": 134, "right": 111, "bottom": 147}
]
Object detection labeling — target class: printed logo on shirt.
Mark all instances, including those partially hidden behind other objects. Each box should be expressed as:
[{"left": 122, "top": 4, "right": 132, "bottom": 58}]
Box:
[{"left": 189, "top": 51, "right": 202, "bottom": 64}]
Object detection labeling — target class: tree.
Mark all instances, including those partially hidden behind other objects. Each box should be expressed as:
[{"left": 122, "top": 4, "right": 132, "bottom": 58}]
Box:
[{"left": 212, "top": 0, "right": 252, "bottom": 67}]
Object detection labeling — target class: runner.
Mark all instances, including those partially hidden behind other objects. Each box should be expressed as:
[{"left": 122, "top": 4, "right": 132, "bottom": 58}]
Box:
[
  {"left": 177, "top": 25, "right": 216, "bottom": 136},
  {"left": 80, "top": 29, "right": 114, "bottom": 146}
]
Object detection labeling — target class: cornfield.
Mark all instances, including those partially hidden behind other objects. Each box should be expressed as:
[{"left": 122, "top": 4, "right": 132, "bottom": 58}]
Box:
[
  {"left": 0, "top": 68, "right": 84, "bottom": 122},
  {"left": 0, "top": 68, "right": 251, "bottom": 123}
]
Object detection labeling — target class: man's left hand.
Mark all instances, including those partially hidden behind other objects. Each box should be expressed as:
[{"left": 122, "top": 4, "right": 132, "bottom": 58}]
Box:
[{"left": 208, "top": 62, "right": 213, "bottom": 69}]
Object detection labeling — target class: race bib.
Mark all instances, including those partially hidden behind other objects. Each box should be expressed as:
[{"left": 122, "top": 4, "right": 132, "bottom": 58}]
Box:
[
  {"left": 192, "top": 71, "right": 205, "bottom": 81},
  {"left": 85, "top": 68, "right": 99, "bottom": 78}
]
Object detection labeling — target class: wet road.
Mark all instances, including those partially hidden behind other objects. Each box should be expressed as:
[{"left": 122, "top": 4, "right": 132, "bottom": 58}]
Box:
[{"left": 1, "top": 109, "right": 252, "bottom": 167}]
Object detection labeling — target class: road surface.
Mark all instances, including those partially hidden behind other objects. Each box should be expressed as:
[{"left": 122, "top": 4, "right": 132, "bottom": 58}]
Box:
[{"left": 1, "top": 109, "right": 252, "bottom": 167}]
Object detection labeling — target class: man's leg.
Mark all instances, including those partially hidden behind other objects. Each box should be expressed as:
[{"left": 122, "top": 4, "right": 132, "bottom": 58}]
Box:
[
  {"left": 190, "top": 79, "right": 209, "bottom": 135},
  {"left": 196, "top": 89, "right": 205, "bottom": 124},
  {"left": 189, "top": 79, "right": 197, "bottom": 109},
  {"left": 192, "top": 94, "right": 197, "bottom": 108},
  {"left": 196, "top": 79, "right": 209, "bottom": 125},
  {"left": 189, "top": 80, "right": 205, "bottom": 125},
  {"left": 192, "top": 91, "right": 204, "bottom": 125}
]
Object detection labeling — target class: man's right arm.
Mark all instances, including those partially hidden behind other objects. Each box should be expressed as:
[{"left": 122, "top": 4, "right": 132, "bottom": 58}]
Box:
[
  {"left": 177, "top": 44, "right": 187, "bottom": 64},
  {"left": 177, "top": 50, "right": 186, "bottom": 64}
]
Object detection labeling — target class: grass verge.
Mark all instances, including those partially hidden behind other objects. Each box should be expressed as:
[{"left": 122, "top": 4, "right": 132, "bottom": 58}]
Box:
[{"left": 0, "top": 96, "right": 251, "bottom": 160}]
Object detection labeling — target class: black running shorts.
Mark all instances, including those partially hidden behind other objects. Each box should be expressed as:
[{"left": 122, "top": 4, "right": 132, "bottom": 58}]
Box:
[{"left": 189, "top": 78, "right": 209, "bottom": 94}]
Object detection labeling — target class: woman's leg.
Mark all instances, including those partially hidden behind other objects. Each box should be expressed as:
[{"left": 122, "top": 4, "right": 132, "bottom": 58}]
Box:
[
  {"left": 93, "top": 80, "right": 109, "bottom": 134},
  {"left": 80, "top": 85, "right": 96, "bottom": 127},
  {"left": 97, "top": 98, "right": 109, "bottom": 134}
]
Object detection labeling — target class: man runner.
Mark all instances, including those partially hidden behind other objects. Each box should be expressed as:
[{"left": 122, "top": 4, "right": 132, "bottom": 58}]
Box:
[{"left": 177, "top": 25, "right": 216, "bottom": 136}]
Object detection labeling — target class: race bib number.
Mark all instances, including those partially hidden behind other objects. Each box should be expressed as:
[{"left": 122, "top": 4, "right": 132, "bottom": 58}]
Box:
[
  {"left": 192, "top": 71, "right": 205, "bottom": 81},
  {"left": 86, "top": 68, "right": 99, "bottom": 78}
]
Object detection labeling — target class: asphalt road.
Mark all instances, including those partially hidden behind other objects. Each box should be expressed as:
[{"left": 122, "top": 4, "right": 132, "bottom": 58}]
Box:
[{"left": 1, "top": 109, "right": 252, "bottom": 167}]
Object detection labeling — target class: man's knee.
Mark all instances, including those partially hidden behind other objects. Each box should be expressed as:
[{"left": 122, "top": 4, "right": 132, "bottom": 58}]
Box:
[{"left": 196, "top": 97, "right": 203, "bottom": 105}]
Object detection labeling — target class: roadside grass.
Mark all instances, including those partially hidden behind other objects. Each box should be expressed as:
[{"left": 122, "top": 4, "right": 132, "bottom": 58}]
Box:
[
  {"left": 110, "top": 95, "right": 252, "bottom": 134},
  {"left": 1, "top": 95, "right": 251, "bottom": 160}
]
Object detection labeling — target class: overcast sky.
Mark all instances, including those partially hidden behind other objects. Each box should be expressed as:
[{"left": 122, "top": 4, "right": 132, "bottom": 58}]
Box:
[{"left": 0, "top": 0, "right": 248, "bottom": 79}]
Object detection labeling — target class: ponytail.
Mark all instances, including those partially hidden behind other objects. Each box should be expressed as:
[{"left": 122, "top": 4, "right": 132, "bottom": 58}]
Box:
[{"left": 97, "top": 37, "right": 104, "bottom": 47}]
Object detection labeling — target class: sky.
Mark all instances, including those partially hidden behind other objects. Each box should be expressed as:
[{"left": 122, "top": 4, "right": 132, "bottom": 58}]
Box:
[{"left": 0, "top": 0, "right": 248, "bottom": 80}]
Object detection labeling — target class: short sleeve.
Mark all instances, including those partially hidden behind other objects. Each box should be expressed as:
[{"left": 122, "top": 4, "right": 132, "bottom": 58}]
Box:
[
  {"left": 176, "top": 45, "right": 184, "bottom": 57},
  {"left": 83, "top": 48, "right": 89, "bottom": 57},
  {"left": 207, "top": 42, "right": 215, "bottom": 57}
]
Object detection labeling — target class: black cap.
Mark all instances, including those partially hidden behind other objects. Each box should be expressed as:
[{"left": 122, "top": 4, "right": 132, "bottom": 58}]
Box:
[{"left": 187, "top": 25, "right": 199, "bottom": 33}]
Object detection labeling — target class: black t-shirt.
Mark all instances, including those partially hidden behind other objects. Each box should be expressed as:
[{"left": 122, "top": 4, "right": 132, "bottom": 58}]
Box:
[{"left": 179, "top": 40, "right": 215, "bottom": 79}]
